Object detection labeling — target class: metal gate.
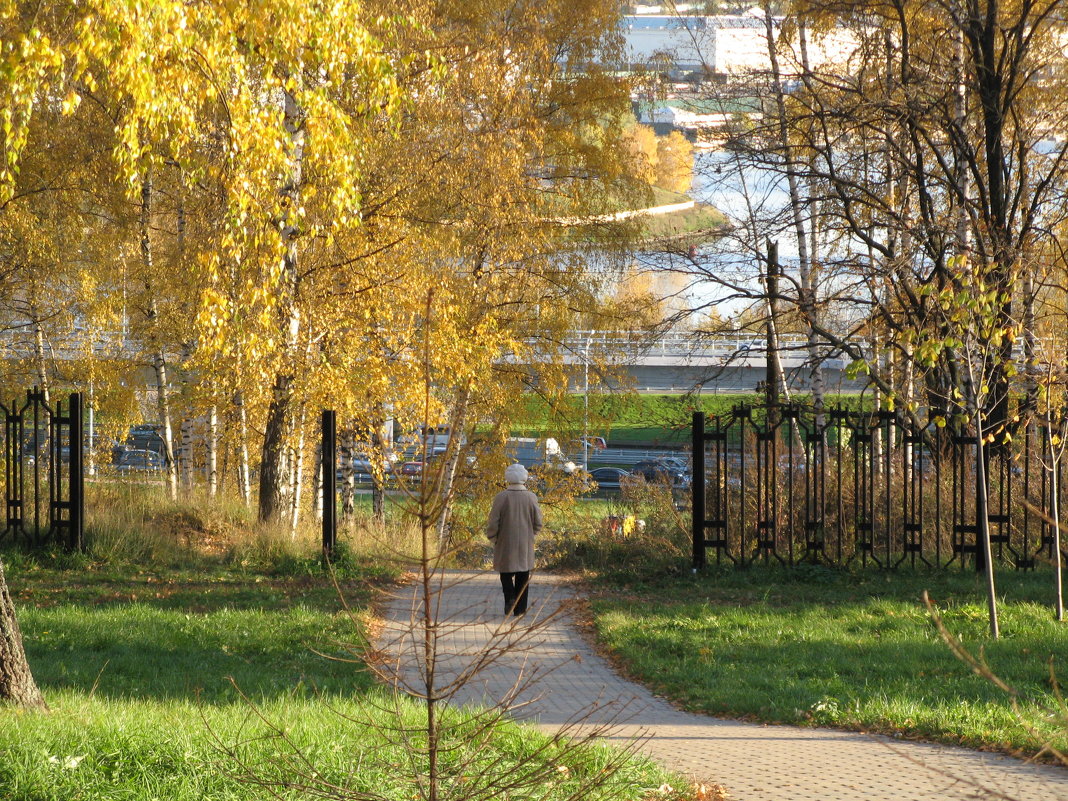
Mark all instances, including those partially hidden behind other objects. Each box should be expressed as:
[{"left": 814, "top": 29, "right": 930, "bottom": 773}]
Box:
[
  {"left": 0, "top": 388, "right": 84, "bottom": 550},
  {"left": 692, "top": 406, "right": 1063, "bottom": 571}
]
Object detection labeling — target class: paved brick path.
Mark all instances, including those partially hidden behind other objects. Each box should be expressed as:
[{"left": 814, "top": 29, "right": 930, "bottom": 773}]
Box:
[{"left": 375, "top": 569, "right": 1068, "bottom": 801}]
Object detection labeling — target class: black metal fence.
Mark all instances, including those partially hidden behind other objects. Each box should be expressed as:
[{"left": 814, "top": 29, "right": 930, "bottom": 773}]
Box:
[
  {"left": 691, "top": 406, "right": 1067, "bottom": 571},
  {"left": 0, "top": 388, "right": 84, "bottom": 550}
]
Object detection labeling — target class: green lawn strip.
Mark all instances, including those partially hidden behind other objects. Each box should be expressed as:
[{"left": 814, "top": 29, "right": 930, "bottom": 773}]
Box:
[
  {"left": 589, "top": 567, "right": 1068, "bottom": 757},
  {"left": 511, "top": 394, "right": 873, "bottom": 448},
  {"left": 0, "top": 563, "right": 684, "bottom": 800},
  {"left": 512, "top": 424, "right": 692, "bottom": 448},
  {"left": 0, "top": 692, "right": 674, "bottom": 801}
]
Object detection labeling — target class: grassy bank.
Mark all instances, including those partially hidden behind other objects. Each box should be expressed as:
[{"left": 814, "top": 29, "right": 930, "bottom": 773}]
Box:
[
  {"left": 514, "top": 393, "right": 872, "bottom": 447},
  {"left": 0, "top": 553, "right": 684, "bottom": 800},
  {"left": 642, "top": 203, "right": 725, "bottom": 242},
  {"left": 607, "top": 186, "right": 726, "bottom": 244},
  {"left": 588, "top": 566, "right": 1068, "bottom": 759}
]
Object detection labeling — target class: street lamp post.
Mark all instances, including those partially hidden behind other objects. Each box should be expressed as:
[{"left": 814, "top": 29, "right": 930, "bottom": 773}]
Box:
[{"left": 583, "top": 333, "right": 592, "bottom": 472}]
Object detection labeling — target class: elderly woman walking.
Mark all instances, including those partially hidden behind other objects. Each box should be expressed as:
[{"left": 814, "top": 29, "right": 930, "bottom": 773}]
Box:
[{"left": 486, "top": 463, "right": 543, "bottom": 616}]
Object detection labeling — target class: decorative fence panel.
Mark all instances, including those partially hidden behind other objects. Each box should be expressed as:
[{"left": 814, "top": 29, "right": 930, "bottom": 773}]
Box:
[
  {"left": 0, "top": 388, "right": 84, "bottom": 550},
  {"left": 691, "top": 406, "right": 1061, "bottom": 571}
]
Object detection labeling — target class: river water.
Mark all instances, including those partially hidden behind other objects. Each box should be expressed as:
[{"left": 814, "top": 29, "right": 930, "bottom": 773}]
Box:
[{"left": 637, "top": 150, "right": 803, "bottom": 319}]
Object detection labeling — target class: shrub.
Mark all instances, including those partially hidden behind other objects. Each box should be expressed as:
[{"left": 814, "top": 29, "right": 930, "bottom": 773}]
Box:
[{"left": 539, "top": 479, "right": 690, "bottom": 578}]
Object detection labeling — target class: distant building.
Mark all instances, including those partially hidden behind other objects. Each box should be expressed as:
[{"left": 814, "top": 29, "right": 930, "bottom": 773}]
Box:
[
  {"left": 622, "top": 15, "right": 714, "bottom": 73},
  {"left": 635, "top": 96, "right": 763, "bottom": 138},
  {"left": 622, "top": 12, "right": 856, "bottom": 78}
]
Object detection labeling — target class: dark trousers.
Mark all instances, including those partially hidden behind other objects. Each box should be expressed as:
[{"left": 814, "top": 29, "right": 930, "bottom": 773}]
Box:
[{"left": 499, "top": 571, "right": 530, "bottom": 615}]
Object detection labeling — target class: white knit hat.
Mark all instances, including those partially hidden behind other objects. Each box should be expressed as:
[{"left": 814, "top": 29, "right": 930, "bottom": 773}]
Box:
[{"left": 504, "top": 463, "right": 528, "bottom": 485}]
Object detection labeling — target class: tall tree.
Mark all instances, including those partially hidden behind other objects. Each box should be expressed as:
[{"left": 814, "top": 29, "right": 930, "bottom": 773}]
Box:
[
  {"left": 0, "top": 560, "right": 45, "bottom": 709},
  {"left": 0, "top": 0, "right": 410, "bottom": 699}
]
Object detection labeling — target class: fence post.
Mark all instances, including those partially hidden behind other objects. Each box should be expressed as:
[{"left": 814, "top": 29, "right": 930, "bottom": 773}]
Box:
[
  {"left": 68, "top": 392, "right": 84, "bottom": 551},
  {"left": 692, "top": 411, "right": 706, "bottom": 570},
  {"left": 322, "top": 409, "right": 337, "bottom": 557}
]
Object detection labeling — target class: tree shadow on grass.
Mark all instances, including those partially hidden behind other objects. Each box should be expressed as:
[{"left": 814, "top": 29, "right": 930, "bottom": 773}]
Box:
[
  {"left": 18, "top": 588, "right": 376, "bottom": 703},
  {"left": 611, "top": 563, "right": 1066, "bottom": 608},
  {"left": 11, "top": 573, "right": 374, "bottom": 613}
]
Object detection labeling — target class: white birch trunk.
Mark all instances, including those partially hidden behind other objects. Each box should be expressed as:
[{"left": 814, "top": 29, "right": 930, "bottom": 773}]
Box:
[
  {"left": 180, "top": 418, "right": 193, "bottom": 489},
  {"left": 288, "top": 410, "right": 307, "bottom": 539},
  {"left": 887, "top": 347, "right": 897, "bottom": 462},
  {"left": 1047, "top": 421, "right": 1064, "bottom": 622},
  {"left": 340, "top": 427, "right": 356, "bottom": 521},
  {"left": 208, "top": 403, "right": 218, "bottom": 498},
  {"left": 258, "top": 84, "right": 305, "bottom": 523},
  {"left": 953, "top": 12, "right": 971, "bottom": 252},
  {"left": 435, "top": 388, "right": 471, "bottom": 549},
  {"left": 313, "top": 440, "right": 324, "bottom": 522},
  {"left": 796, "top": 21, "right": 825, "bottom": 421},
  {"left": 975, "top": 420, "right": 1000, "bottom": 639},
  {"left": 903, "top": 341, "right": 916, "bottom": 484},
  {"left": 32, "top": 317, "right": 49, "bottom": 405},
  {"left": 87, "top": 387, "right": 95, "bottom": 477},
  {"left": 371, "top": 409, "right": 393, "bottom": 525},
  {"left": 236, "top": 391, "right": 252, "bottom": 507},
  {"left": 141, "top": 170, "right": 178, "bottom": 501},
  {"left": 1024, "top": 275, "right": 1037, "bottom": 411},
  {"left": 761, "top": 9, "right": 807, "bottom": 408},
  {"left": 151, "top": 348, "right": 178, "bottom": 501}
]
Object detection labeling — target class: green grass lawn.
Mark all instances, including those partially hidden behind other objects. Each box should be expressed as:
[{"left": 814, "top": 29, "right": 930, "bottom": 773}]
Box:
[
  {"left": 0, "top": 556, "right": 681, "bottom": 801},
  {"left": 511, "top": 393, "right": 873, "bottom": 448},
  {"left": 589, "top": 566, "right": 1068, "bottom": 758}
]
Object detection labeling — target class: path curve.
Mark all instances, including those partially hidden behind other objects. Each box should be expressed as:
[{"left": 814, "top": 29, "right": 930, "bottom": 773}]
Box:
[{"left": 375, "top": 569, "right": 1068, "bottom": 801}]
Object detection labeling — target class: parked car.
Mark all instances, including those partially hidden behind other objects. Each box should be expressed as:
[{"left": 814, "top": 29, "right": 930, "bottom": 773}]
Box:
[
  {"left": 114, "top": 448, "right": 166, "bottom": 473},
  {"left": 21, "top": 432, "right": 87, "bottom": 466},
  {"left": 400, "top": 443, "right": 447, "bottom": 460},
  {"left": 125, "top": 424, "right": 166, "bottom": 454},
  {"left": 400, "top": 446, "right": 459, "bottom": 478},
  {"left": 570, "top": 436, "right": 607, "bottom": 452},
  {"left": 585, "top": 467, "right": 631, "bottom": 492},
  {"left": 336, "top": 458, "right": 377, "bottom": 484},
  {"left": 24, "top": 445, "right": 75, "bottom": 466},
  {"left": 398, "top": 425, "right": 459, "bottom": 451},
  {"left": 504, "top": 437, "right": 578, "bottom": 474},
  {"left": 21, "top": 428, "right": 54, "bottom": 464},
  {"left": 631, "top": 459, "right": 691, "bottom": 488},
  {"left": 655, "top": 455, "right": 690, "bottom": 472}
]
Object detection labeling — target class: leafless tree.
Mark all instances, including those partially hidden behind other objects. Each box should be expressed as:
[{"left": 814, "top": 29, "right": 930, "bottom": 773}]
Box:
[{"left": 650, "top": 2, "right": 1068, "bottom": 430}]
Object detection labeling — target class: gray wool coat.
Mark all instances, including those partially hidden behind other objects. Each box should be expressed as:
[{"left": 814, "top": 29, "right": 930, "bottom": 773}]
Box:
[{"left": 486, "top": 486, "right": 543, "bottom": 572}]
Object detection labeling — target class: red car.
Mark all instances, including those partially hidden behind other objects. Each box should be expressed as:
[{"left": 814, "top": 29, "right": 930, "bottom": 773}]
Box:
[
  {"left": 400, "top": 460, "right": 424, "bottom": 476},
  {"left": 399, "top": 446, "right": 448, "bottom": 477}
]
